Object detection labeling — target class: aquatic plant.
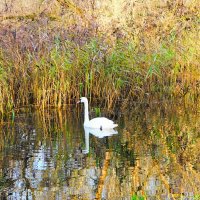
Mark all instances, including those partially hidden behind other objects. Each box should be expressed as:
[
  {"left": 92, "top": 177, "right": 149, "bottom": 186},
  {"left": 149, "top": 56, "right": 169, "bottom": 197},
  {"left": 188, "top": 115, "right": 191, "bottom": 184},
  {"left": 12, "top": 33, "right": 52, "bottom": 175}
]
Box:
[
  {"left": 0, "top": 35, "right": 199, "bottom": 116},
  {"left": 0, "top": 0, "right": 199, "bottom": 116}
]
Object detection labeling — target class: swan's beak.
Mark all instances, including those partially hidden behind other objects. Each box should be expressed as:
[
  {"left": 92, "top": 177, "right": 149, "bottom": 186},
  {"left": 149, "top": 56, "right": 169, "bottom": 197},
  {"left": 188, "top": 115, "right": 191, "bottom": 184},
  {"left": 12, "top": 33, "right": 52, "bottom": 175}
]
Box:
[{"left": 77, "top": 100, "right": 81, "bottom": 104}]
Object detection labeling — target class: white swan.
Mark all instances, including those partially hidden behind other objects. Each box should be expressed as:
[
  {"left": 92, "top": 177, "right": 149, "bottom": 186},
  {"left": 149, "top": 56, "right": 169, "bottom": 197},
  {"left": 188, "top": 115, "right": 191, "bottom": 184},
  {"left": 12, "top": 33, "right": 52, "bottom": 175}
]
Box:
[{"left": 77, "top": 97, "right": 118, "bottom": 129}]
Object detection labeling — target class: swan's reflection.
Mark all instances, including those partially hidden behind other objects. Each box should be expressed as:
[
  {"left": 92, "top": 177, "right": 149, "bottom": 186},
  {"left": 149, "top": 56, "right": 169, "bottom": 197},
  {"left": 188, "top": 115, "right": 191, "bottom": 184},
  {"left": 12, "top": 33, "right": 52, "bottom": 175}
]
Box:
[{"left": 83, "top": 127, "right": 118, "bottom": 154}]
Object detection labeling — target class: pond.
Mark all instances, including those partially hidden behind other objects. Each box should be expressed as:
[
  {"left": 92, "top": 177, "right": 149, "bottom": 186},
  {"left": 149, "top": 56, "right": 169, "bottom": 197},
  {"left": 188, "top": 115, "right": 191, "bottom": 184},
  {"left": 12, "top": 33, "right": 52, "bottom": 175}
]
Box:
[{"left": 0, "top": 102, "right": 199, "bottom": 199}]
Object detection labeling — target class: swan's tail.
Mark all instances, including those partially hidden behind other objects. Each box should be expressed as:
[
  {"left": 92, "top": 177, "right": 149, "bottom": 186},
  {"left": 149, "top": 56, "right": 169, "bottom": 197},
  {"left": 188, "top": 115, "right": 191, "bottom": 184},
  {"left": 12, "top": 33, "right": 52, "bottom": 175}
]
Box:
[{"left": 112, "top": 124, "right": 118, "bottom": 128}]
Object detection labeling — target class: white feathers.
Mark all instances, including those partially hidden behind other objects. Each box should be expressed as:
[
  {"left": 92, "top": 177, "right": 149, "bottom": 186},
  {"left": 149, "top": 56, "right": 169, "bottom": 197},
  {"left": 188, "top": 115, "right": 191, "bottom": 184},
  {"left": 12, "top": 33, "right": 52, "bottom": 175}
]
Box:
[
  {"left": 77, "top": 97, "right": 118, "bottom": 130},
  {"left": 84, "top": 117, "right": 118, "bottom": 129}
]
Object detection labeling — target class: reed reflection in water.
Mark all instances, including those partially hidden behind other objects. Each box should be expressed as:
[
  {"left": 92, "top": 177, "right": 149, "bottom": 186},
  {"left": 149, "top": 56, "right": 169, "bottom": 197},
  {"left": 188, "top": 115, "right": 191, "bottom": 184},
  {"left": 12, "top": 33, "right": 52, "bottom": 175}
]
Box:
[{"left": 0, "top": 104, "right": 199, "bottom": 199}]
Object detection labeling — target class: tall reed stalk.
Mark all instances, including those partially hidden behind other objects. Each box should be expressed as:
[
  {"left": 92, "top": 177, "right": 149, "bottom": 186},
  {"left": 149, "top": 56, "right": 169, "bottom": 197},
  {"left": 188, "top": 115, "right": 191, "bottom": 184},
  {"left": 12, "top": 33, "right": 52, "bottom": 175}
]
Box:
[{"left": 0, "top": 33, "right": 199, "bottom": 116}]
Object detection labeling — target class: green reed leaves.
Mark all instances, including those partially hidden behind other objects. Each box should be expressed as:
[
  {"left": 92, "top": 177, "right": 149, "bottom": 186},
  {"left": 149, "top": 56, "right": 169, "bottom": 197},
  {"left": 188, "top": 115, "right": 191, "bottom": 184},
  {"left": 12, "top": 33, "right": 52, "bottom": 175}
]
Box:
[{"left": 0, "top": 36, "right": 199, "bottom": 116}]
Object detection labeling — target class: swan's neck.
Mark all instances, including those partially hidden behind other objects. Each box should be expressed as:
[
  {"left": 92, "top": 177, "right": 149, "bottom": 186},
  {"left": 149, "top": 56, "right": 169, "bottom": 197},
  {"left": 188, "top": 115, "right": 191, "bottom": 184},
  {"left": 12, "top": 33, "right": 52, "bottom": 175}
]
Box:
[{"left": 83, "top": 101, "right": 89, "bottom": 124}]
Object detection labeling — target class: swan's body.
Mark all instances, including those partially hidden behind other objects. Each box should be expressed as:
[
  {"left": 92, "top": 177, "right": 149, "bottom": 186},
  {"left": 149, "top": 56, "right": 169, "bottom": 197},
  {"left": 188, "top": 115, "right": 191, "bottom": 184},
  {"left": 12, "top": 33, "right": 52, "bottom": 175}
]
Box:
[
  {"left": 77, "top": 97, "right": 118, "bottom": 129},
  {"left": 84, "top": 117, "right": 118, "bottom": 129}
]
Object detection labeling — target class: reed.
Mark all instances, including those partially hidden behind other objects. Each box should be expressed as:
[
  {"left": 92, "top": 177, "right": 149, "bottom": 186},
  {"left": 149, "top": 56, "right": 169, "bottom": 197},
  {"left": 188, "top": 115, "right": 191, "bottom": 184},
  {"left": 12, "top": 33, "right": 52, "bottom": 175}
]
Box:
[
  {"left": 0, "top": 34, "right": 199, "bottom": 116},
  {"left": 0, "top": 0, "right": 199, "bottom": 116}
]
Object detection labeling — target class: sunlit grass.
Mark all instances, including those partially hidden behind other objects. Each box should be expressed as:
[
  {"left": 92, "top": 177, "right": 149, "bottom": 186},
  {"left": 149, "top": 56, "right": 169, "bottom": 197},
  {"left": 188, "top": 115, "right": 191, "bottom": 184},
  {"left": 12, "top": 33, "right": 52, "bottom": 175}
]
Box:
[
  {"left": 0, "top": 34, "right": 199, "bottom": 116},
  {"left": 0, "top": 0, "right": 199, "bottom": 116}
]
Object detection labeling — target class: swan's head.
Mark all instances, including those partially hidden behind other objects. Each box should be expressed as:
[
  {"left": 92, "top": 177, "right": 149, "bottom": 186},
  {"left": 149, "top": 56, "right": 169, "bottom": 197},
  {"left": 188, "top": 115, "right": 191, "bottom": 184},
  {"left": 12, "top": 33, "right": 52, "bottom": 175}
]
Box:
[{"left": 77, "top": 97, "right": 88, "bottom": 104}]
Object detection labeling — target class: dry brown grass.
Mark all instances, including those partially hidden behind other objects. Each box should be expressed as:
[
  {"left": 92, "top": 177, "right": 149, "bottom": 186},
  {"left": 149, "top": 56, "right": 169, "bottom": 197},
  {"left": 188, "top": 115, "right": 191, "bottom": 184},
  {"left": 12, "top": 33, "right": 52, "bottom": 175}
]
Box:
[{"left": 0, "top": 0, "right": 199, "bottom": 115}]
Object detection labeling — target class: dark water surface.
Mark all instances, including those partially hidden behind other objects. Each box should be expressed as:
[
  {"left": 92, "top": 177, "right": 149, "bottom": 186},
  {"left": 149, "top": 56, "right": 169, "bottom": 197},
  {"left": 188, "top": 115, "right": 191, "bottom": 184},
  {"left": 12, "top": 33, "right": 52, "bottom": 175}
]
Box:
[{"left": 0, "top": 103, "right": 199, "bottom": 199}]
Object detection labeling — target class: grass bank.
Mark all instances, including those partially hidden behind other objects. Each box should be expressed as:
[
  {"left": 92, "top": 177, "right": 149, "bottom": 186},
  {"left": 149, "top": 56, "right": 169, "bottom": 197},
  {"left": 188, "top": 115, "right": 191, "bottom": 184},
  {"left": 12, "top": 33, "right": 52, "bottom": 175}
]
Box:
[
  {"left": 0, "top": 37, "right": 199, "bottom": 113},
  {"left": 0, "top": 0, "right": 199, "bottom": 115}
]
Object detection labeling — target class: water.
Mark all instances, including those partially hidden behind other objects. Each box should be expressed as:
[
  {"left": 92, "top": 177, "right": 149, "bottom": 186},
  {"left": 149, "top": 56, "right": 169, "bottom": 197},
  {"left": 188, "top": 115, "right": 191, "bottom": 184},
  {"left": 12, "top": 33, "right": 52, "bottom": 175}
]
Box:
[{"left": 0, "top": 103, "right": 199, "bottom": 199}]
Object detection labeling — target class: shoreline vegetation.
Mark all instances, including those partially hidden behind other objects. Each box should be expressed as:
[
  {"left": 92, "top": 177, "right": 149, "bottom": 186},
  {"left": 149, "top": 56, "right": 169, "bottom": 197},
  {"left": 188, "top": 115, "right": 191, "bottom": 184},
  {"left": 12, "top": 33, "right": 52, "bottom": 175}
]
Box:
[{"left": 0, "top": 0, "right": 199, "bottom": 115}]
